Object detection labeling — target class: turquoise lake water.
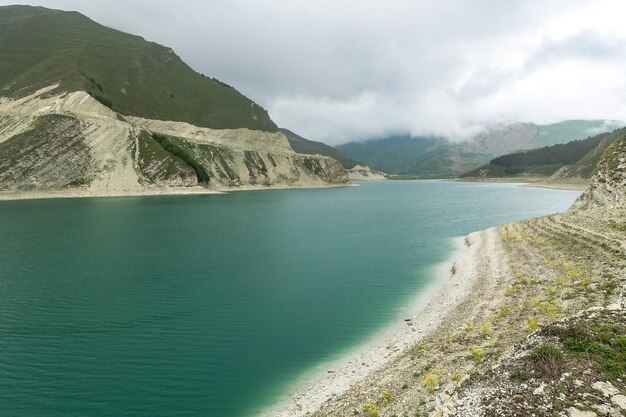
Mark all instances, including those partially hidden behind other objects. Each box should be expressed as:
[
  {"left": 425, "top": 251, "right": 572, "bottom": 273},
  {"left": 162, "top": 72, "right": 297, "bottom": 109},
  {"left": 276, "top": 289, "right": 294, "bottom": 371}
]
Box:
[{"left": 0, "top": 181, "right": 580, "bottom": 417}]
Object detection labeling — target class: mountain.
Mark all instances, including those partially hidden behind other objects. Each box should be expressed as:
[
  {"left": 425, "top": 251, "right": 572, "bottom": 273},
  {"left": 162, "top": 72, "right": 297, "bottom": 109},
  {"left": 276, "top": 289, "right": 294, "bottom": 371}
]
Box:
[
  {"left": 573, "top": 132, "right": 626, "bottom": 209},
  {"left": 338, "top": 135, "right": 456, "bottom": 177},
  {"left": 0, "top": 6, "right": 348, "bottom": 195},
  {"left": 337, "top": 120, "right": 623, "bottom": 178},
  {"left": 461, "top": 130, "right": 615, "bottom": 178},
  {"left": 553, "top": 127, "right": 626, "bottom": 180},
  {"left": 0, "top": 5, "right": 275, "bottom": 131},
  {"left": 281, "top": 128, "right": 360, "bottom": 169}
]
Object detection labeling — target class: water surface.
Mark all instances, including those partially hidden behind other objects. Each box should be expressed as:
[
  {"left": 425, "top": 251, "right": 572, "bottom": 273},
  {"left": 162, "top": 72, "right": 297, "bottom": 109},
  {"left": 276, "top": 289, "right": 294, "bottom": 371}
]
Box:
[{"left": 0, "top": 181, "right": 579, "bottom": 416}]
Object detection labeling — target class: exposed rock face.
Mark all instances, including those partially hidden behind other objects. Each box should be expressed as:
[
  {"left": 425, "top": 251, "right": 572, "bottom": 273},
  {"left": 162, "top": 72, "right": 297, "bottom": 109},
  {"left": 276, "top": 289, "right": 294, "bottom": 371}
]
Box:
[
  {"left": 0, "top": 85, "right": 348, "bottom": 195},
  {"left": 573, "top": 135, "right": 626, "bottom": 210},
  {"left": 346, "top": 165, "right": 387, "bottom": 181}
]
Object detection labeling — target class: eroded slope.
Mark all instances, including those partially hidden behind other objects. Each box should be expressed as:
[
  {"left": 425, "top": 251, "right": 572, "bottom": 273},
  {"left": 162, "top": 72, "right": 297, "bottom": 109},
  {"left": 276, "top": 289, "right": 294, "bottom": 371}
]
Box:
[{"left": 0, "top": 85, "right": 348, "bottom": 196}]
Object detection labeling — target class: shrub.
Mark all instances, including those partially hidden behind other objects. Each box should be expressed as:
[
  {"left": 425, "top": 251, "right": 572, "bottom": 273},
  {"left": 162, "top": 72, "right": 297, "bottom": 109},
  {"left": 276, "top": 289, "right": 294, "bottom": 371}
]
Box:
[
  {"left": 422, "top": 368, "right": 443, "bottom": 393},
  {"left": 480, "top": 322, "right": 493, "bottom": 337},
  {"left": 538, "top": 302, "right": 561, "bottom": 319},
  {"left": 452, "top": 372, "right": 466, "bottom": 382},
  {"left": 382, "top": 388, "right": 393, "bottom": 406},
  {"left": 526, "top": 318, "right": 539, "bottom": 332},
  {"left": 363, "top": 401, "right": 379, "bottom": 417},
  {"left": 530, "top": 344, "right": 563, "bottom": 378},
  {"left": 470, "top": 346, "right": 486, "bottom": 361}
]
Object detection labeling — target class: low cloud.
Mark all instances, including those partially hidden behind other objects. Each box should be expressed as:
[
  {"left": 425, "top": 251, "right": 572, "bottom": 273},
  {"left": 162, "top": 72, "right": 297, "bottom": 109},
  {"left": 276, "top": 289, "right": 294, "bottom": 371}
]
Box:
[{"left": 4, "top": 0, "right": 626, "bottom": 144}]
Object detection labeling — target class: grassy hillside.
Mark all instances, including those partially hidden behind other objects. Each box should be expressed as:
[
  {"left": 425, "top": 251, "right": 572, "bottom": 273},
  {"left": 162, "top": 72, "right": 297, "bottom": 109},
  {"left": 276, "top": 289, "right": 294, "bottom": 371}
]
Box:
[
  {"left": 0, "top": 5, "right": 276, "bottom": 131},
  {"left": 463, "top": 127, "right": 626, "bottom": 179},
  {"left": 281, "top": 128, "right": 360, "bottom": 169},
  {"left": 337, "top": 135, "right": 461, "bottom": 177},
  {"left": 338, "top": 121, "right": 622, "bottom": 177},
  {"left": 462, "top": 132, "right": 610, "bottom": 178},
  {"left": 554, "top": 127, "right": 626, "bottom": 179}
]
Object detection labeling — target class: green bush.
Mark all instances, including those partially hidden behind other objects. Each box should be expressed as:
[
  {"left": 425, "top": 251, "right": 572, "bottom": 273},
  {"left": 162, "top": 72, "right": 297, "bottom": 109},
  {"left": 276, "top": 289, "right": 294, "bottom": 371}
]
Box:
[{"left": 530, "top": 344, "right": 563, "bottom": 378}]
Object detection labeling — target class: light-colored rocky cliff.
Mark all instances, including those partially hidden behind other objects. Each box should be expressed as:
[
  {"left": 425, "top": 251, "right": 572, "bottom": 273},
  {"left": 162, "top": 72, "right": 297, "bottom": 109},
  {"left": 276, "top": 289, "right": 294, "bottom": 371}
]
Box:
[
  {"left": 573, "top": 134, "right": 626, "bottom": 210},
  {"left": 0, "top": 85, "right": 348, "bottom": 196},
  {"left": 347, "top": 165, "right": 387, "bottom": 181}
]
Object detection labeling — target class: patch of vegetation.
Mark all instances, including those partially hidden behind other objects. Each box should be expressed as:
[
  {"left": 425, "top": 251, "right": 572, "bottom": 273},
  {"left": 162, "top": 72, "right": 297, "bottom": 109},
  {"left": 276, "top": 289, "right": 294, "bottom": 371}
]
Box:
[
  {"left": 526, "top": 317, "right": 539, "bottom": 332},
  {"left": 301, "top": 156, "right": 325, "bottom": 176},
  {"left": 551, "top": 320, "right": 626, "bottom": 381},
  {"left": 381, "top": 388, "right": 393, "bottom": 406},
  {"left": 529, "top": 344, "right": 564, "bottom": 378},
  {"left": 608, "top": 220, "right": 626, "bottom": 233},
  {"left": 0, "top": 114, "right": 91, "bottom": 189},
  {"left": 267, "top": 153, "right": 277, "bottom": 168},
  {"left": 66, "top": 176, "right": 93, "bottom": 187},
  {"left": 192, "top": 144, "right": 238, "bottom": 183},
  {"left": 134, "top": 131, "right": 196, "bottom": 184},
  {"left": 469, "top": 346, "right": 486, "bottom": 361},
  {"left": 422, "top": 368, "right": 443, "bottom": 393},
  {"left": 151, "top": 133, "right": 209, "bottom": 184},
  {"left": 243, "top": 150, "right": 269, "bottom": 182},
  {"left": 363, "top": 401, "right": 379, "bottom": 417}
]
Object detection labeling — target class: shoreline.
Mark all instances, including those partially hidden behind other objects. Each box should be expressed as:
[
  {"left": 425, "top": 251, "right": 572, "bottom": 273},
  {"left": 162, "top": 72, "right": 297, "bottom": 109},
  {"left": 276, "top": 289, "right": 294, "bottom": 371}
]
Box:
[
  {"left": 258, "top": 231, "right": 488, "bottom": 417},
  {"left": 0, "top": 178, "right": 586, "bottom": 203},
  {"left": 451, "top": 177, "right": 590, "bottom": 191},
  {"left": 0, "top": 183, "right": 353, "bottom": 202}
]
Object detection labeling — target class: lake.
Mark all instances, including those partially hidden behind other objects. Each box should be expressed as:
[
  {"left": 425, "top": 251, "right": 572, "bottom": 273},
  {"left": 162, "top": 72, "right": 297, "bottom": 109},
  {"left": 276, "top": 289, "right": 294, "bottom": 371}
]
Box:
[{"left": 0, "top": 181, "right": 580, "bottom": 416}]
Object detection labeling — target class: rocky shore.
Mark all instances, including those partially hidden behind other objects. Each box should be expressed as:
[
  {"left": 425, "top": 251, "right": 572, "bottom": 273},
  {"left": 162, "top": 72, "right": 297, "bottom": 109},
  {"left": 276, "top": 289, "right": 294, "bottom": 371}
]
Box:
[{"left": 267, "top": 137, "right": 626, "bottom": 417}]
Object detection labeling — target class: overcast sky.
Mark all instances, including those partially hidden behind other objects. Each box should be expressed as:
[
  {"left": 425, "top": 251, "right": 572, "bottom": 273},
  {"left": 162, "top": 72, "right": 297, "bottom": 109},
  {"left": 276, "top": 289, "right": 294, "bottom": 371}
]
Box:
[{"left": 3, "top": 0, "right": 626, "bottom": 144}]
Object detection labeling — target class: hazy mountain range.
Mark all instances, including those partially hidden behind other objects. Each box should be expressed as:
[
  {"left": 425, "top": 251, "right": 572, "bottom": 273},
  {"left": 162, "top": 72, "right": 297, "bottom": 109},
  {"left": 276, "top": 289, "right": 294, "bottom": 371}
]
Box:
[{"left": 336, "top": 120, "right": 623, "bottom": 177}]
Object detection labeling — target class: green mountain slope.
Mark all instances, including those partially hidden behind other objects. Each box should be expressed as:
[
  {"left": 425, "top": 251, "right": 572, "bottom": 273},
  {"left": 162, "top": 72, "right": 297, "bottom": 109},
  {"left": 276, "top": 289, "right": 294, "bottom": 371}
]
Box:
[
  {"left": 337, "top": 135, "right": 459, "bottom": 177},
  {"left": 554, "top": 127, "right": 626, "bottom": 179},
  {"left": 338, "top": 121, "right": 623, "bottom": 177},
  {"left": 461, "top": 132, "right": 611, "bottom": 178},
  {"left": 281, "top": 128, "right": 360, "bottom": 169},
  {"left": 0, "top": 5, "right": 276, "bottom": 131}
]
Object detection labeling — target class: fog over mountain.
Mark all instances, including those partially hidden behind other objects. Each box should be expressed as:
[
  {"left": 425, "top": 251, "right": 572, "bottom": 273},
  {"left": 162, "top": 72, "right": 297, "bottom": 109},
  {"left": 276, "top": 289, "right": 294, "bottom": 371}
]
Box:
[{"left": 5, "top": 0, "right": 626, "bottom": 144}]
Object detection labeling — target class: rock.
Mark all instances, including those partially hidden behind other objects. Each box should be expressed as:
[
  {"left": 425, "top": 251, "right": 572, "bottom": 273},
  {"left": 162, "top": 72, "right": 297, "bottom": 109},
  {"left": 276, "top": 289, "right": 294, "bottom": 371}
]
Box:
[
  {"left": 444, "top": 383, "right": 456, "bottom": 395},
  {"left": 567, "top": 407, "right": 597, "bottom": 417},
  {"left": 533, "top": 382, "right": 546, "bottom": 395},
  {"left": 594, "top": 404, "right": 621, "bottom": 417},
  {"left": 592, "top": 381, "right": 620, "bottom": 397},
  {"left": 611, "top": 394, "right": 626, "bottom": 411}
]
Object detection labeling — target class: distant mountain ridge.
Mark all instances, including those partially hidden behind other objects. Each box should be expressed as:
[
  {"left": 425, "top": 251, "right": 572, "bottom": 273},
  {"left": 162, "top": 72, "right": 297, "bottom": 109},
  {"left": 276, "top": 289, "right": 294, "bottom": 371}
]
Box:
[
  {"left": 461, "top": 129, "right": 622, "bottom": 179},
  {"left": 337, "top": 120, "right": 623, "bottom": 178},
  {"left": 461, "top": 127, "right": 626, "bottom": 180}
]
